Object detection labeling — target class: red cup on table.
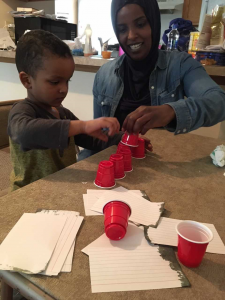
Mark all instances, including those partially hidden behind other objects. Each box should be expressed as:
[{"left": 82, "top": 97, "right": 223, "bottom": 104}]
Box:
[
  {"left": 94, "top": 161, "right": 116, "bottom": 188},
  {"left": 117, "top": 147, "right": 133, "bottom": 172},
  {"left": 117, "top": 142, "right": 131, "bottom": 153},
  {"left": 176, "top": 221, "right": 213, "bottom": 268},
  {"left": 103, "top": 201, "right": 131, "bottom": 240},
  {"left": 109, "top": 154, "right": 126, "bottom": 180},
  {"left": 131, "top": 138, "right": 146, "bottom": 159},
  {"left": 121, "top": 132, "right": 139, "bottom": 147}
]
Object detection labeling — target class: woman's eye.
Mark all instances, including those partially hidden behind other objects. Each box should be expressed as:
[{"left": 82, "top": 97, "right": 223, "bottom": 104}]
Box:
[
  {"left": 117, "top": 26, "right": 126, "bottom": 34},
  {"left": 137, "top": 21, "right": 146, "bottom": 28}
]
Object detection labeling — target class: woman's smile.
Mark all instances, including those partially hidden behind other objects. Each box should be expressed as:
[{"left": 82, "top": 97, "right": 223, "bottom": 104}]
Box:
[{"left": 128, "top": 42, "right": 144, "bottom": 52}]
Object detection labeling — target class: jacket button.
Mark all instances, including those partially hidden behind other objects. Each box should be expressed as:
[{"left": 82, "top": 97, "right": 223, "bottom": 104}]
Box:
[
  {"left": 151, "top": 86, "right": 154, "bottom": 90},
  {"left": 101, "top": 102, "right": 104, "bottom": 105},
  {"left": 171, "top": 94, "right": 175, "bottom": 97}
]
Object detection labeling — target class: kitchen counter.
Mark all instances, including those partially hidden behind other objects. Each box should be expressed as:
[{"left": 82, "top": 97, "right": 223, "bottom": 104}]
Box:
[
  {"left": 0, "top": 51, "right": 111, "bottom": 73},
  {"left": 1, "top": 51, "right": 225, "bottom": 77}
]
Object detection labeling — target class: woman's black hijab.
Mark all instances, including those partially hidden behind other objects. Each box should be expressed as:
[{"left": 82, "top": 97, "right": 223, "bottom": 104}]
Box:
[{"left": 111, "top": 0, "right": 161, "bottom": 102}]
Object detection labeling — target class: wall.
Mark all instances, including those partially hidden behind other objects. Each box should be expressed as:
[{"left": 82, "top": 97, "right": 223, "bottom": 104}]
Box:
[
  {"left": 23, "top": 0, "right": 55, "bottom": 14},
  {"left": 0, "top": 0, "right": 21, "bottom": 28},
  {"left": 0, "top": 62, "right": 94, "bottom": 121},
  {"left": 55, "top": 0, "right": 78, "bottom": 24}
]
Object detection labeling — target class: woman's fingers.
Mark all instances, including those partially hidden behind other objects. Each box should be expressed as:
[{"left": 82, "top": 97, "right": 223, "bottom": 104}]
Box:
[{"left": 123, "top": 107, "right": 146, "bottom": 133}]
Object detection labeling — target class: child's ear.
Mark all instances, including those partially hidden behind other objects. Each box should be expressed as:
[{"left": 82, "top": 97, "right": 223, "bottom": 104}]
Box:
[{"left": 19, "top": 72, "right": 32, "bottom": 89}]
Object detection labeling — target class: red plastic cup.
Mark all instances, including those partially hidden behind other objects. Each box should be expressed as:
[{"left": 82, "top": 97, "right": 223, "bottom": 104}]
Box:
[
  {"left": 119, "top": 46, "right": 124, "bottom": 56},
  {"left": 131, "top": 138, "right": 146, "bottom": 159},
  {"left": 109, "top": 154, "right": 126, "bottom": 180},
  {"left": 94, "top": 161, "right": 116, "bottom": 188},
  {"left": 176, "top": 221, "right": 213, "bottom": 268},
  {"left": 121, "top": 132, "right": 139, "bottom": 147},
  {"left": 117, "top": 142, "right": 131, "bottom": 153},
  {"left": 117, "top": 148, "right": 133, "bottom": 172},
  {"left": 103, "top": 201, "right": 131, "bottom": 240}
]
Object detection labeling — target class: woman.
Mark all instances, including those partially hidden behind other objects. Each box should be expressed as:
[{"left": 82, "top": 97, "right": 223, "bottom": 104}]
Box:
[
  {"left": 94, "top": 0, "right": 225, "bottom": 135},
  {"left": 78, "top": 0, "right": 225, "bottom": 160}
]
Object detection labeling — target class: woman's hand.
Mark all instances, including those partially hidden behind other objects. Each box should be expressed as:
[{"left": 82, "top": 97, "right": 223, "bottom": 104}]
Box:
[
  {"left": 122, "top": 105, "right": 176, "bottom": 135},
  {"left": 140, "top": 135, "right": 153, "bottom": 152}
]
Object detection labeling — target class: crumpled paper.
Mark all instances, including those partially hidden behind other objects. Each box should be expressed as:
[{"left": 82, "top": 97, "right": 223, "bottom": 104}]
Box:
[{"left": 210, "top": 145, "right": 225, "bottom": 167}]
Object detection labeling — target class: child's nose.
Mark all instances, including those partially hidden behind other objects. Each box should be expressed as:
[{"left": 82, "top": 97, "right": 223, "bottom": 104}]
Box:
[{"left": 59, "top": 83, "right": 68, "bottom": 95}]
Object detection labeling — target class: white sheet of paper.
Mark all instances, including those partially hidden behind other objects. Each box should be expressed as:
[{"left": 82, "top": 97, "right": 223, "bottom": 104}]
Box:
[
  {"left": 43, "top": 214, "right": 83, "bottom": 276},
  {"left": 0, "top": 213, "right": 67, "bottom": 274},
  {"left": 82, "top": 224, "right": 150, "bottom": 255},
  {"left": 61, "top": 240, "right": 75, "bottom": 272},
  {"left": 87, "top": 188, "right": 144, "bottom": 197},
  {"left": 83, "top": 194, "right": 102, "bottom": 216},
  {"left": 147, "top": 217, "right": 225, "bottom": 254},
  {"left": 90, "top": 187, "right": 163, "bottom": 226},
  {"left": 89, "top": 247, "right": 184, "bottom": 293},
  {"left": 84, "top": 188, "right": 145, "bottom": 217},
  {"left": 36, "top": 210, "right": 82, "bottom": 275},
  {"left": 82, "top": 224, "right": 185, "bottom": 293}
]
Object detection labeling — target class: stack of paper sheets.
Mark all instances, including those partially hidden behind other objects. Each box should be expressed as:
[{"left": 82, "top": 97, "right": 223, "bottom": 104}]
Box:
[
  {"left": 146, "top": 217, "right": 225, "bottom": 254},
  {"left": 82, "top": 224, "right": 190, "bottom": 293},
  {"left": 83, "top": 187, "right": 164, "bottom": 227},
  {"left": 0, "top": 210, "right": 83, "bottom": 275}
]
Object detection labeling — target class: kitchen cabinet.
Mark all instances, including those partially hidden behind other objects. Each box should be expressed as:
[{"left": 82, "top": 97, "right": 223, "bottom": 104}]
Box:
[{"left": 182, "top": 0, "right": 203, "bottom": 26}]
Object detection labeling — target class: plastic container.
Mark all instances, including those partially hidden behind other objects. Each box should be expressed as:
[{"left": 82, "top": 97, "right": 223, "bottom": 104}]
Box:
[
  {"left": 119, "top": 46, "right": 124, "bottom": 56},
  {"left": 117, "top": 142, "right": 131, "bottom": 153},
  {"left": 117, "top": 148, "right": 133, "bottom": 172},
  {"left": 109, "top": 154, "right": 126, "bottom": 180},
  {"left": 102, "top": 51, "right": 112, "bottom": 59},
  {"left": 167, "top": 24, "right": 179, "bottom": 51},
  {"left": 176, "top": 221, "right": 213, "bottom": 268},
  {"left": 131, "top": 138, "right": 146, "bottom": 159},
  {"left": 121, "top": 132, "right": 139, "bottom": 147},
  {"left": 103, "top": 201, "right": 131, "bottom": 240},
  {"left": 94, "top": 161, "right": 115, "bottom": 188}
]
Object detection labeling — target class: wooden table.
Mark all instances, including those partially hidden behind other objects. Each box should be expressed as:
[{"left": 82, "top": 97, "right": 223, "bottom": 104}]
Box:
[{"left": 0, "top": 130, "right": 225, "bottom": 300}]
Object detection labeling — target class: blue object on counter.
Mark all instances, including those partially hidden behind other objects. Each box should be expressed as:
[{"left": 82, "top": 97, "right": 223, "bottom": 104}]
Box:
[
  {"left": 163, "top": 18, "right": 198, "bottom": 52},
  {"left": 196, "top": 51, "right": 225, "bottom": 66},
  {"left": 72, "top": 49, "right": 84, "bottom": 56}
]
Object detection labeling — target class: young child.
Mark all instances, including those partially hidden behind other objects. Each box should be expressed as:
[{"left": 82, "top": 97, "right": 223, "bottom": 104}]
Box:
[{"left": 8, "top": 30, "right": 122, "bottom": 191}]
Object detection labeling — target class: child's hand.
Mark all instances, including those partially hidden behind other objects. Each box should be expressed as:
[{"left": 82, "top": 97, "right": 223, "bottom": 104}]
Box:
[
  {"left": 83, "top": 117, "right": 120, "bottom": 141},
  {"left": 140, "top": 135, "right": 153, "bottom": 152}
]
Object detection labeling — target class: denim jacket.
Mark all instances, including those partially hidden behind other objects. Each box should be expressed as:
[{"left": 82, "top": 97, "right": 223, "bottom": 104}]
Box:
[{"left": 93, "top": 50, "right": 225, "bottom": 135}]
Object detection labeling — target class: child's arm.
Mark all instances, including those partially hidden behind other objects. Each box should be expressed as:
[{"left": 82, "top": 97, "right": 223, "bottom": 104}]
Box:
[
  {"left": 68, "top": 118, "right": 120, "bottom": 142},
  {"left": 8, "top": 102, "right": 120, "bottom": 151},
  {"left": 74, "top": 131, "right": 123, "bottom": 152},
  {"left": 64, "top": 106, "right": 123, "bottom": 151}
]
